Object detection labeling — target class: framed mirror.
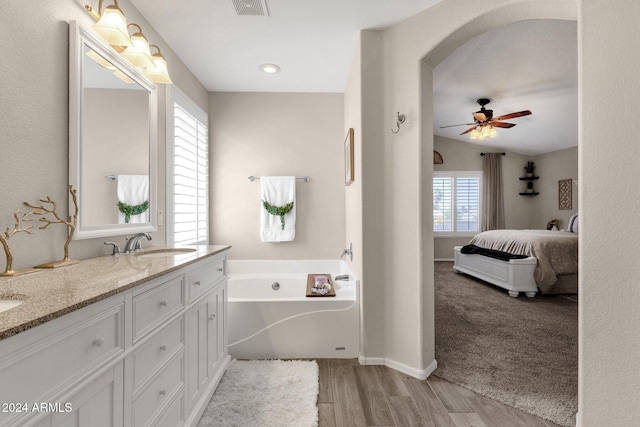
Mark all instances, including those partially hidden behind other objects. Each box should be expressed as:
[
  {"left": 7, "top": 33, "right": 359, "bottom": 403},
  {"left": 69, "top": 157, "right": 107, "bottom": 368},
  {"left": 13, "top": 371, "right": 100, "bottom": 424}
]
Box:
[{"left": 69, "top": 21, "right": 158, "bottom": 239}]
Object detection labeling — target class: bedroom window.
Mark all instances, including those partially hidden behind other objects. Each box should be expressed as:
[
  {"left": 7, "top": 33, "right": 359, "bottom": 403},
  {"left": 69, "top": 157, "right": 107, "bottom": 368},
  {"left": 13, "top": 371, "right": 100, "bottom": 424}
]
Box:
[
  {"left": 166, "top": 86, "right": 209, "bottom": 245},
  {"left": 433, "top": 171, "right": 482, "bottom": 236}
]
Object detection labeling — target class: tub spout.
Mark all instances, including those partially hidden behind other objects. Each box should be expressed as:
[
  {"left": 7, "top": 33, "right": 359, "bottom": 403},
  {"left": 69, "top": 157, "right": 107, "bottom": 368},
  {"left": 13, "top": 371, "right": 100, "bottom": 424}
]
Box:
[{"left": 340, "top": 243, "right": 353, "bottom": 262}]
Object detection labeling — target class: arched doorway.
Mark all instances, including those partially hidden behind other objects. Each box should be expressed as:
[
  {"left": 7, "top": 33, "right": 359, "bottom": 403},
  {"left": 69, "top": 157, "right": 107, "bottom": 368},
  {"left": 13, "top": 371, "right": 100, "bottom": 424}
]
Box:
[{"left": 418, "top": 2, "right": 578, "bottom": 425}]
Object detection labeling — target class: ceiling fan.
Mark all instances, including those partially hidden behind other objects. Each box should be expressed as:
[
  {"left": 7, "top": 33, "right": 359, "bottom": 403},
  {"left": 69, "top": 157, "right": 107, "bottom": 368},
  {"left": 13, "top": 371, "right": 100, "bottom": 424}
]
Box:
[{"left": 441, "top": 98, "right": 532, "bottom": 137}]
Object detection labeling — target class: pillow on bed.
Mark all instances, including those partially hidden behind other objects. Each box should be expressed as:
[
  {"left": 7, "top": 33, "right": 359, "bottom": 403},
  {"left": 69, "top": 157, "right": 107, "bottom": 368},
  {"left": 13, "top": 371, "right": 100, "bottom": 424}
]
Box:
[{"left": 568, "top": 214, "right": 579, "bottom": 233}]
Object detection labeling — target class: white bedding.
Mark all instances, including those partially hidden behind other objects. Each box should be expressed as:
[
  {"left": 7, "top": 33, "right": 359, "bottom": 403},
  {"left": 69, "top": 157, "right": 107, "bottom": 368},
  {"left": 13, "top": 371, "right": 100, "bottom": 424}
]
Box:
[{"left": 468, "top": 229, "right": 578, "bottom": 293}]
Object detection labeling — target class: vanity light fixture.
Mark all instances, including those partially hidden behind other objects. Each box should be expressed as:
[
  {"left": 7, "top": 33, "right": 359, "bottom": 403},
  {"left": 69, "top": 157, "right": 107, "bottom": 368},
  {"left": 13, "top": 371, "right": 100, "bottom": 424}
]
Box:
[
  {"left": 121, "top": 24, "right": 155, "bottom": 68},
  {"left": 145, "top": 45, "right": 173, "bottom": 84},
  {"left": 85, "top": 0, "right": 132, "bottom": 49},
  {"left": 259, "top": 63, "right": 281, "bottom": 74},
  {"left": 85, "top": 1, "right": 173, "bottom": 84}
]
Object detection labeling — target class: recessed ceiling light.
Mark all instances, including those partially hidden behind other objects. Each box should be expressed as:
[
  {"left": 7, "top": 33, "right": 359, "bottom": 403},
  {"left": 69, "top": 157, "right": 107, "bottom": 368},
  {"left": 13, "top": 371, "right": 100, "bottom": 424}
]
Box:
[{"left": 259, "top": 63, "right": 280, "bottom": 74}]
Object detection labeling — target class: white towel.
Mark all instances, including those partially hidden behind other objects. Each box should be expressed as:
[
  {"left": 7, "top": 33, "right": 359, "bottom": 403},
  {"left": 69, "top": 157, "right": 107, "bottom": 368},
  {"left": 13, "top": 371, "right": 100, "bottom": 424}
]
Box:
[
  {"left": 260, "top": 176, "right": 296, "bottom": 242},
  {"left": 117, "top": 175, "right": 149, "bottom": 224}
]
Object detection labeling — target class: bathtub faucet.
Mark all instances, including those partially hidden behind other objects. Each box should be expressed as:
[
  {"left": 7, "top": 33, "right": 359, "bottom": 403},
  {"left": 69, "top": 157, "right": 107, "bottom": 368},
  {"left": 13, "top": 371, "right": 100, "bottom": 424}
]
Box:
[{"left": 340, "top": 243, "right": 353, "bottom": 262}]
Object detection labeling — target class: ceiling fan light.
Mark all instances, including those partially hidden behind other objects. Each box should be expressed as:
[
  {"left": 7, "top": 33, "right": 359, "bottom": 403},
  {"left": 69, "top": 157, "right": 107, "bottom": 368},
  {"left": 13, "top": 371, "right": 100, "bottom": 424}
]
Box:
[
  {"left": 470, "top": 129, "right": 479, "bottom": 140},
  {"left": 489, "top": 127, "right": 497, "bottom": 138},
  {"left": 481, "top": 126, "right": 491, "bottom": 138}
]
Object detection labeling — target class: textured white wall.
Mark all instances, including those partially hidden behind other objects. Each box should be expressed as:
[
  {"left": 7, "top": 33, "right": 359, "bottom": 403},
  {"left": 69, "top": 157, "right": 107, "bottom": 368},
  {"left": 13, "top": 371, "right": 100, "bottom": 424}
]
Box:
[
  {"left": 208, "top": 92, "right": 345, "bottom": 260},
  {"left": 343, "top": 36, "right": 367, "bottom": 357},
  {"left": 579, "top": 1, "right": 640, "bottom": 424}
]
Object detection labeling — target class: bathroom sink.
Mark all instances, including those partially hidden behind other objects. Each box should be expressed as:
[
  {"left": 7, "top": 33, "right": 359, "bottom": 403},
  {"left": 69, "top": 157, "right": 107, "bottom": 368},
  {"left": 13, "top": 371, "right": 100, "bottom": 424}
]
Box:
[
  {"left": 135, "top": 248, "right": 197, "bottom": 258},
  {"left": 0, "top": 296, "right": 25, "bottom": 314}
]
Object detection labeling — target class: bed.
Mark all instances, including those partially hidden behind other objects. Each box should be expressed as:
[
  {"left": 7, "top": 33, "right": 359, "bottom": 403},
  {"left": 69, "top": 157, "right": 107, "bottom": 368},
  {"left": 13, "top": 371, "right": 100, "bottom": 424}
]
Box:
[{"left": 453, "top": 219, "right": 579, "bottom": 297}]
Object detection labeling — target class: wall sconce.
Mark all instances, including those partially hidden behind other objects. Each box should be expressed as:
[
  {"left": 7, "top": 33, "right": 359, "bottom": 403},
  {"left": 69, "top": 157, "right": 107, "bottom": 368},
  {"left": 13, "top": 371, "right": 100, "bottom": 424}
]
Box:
[
  {"left": 85, "top": 1, "right": 173, "bottom": 84},
  {"left": 145, "top": 45, "right": 173, "bottom": 84},
  {"left": 85, "top": 0, "right": 132, "bottom": 49},
  {"left": 391, "top": 112, "right": 405, "bottom": 134}
]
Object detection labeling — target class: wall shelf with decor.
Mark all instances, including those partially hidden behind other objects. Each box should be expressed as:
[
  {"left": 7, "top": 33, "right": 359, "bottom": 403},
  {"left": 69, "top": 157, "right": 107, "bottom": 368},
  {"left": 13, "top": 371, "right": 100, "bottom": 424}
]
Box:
[
  {"left": 519, "top": 177, "right": 539, "bottom": 195},
  {"left": 519, "top": 161, "right": 539, "bottom": 195}
]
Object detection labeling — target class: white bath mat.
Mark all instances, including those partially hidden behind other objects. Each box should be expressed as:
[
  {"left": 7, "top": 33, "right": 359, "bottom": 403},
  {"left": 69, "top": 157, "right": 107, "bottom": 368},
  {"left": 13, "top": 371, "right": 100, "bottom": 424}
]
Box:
[{"left": 197, "top": 359, "right": 319, "bottom": 427}]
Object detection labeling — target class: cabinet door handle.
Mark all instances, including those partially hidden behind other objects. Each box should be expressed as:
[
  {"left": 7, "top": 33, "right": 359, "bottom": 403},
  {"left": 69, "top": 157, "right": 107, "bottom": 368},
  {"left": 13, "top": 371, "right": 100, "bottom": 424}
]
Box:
[
  {"left": 208, "top": 314, "right": 216, "bottom": 321},
  {"left": 194, "top": 280, "right": 201, "bottom": 286},
  {"left": 92, "top": 337, "right": 105, "bottom": 347},
  {"left": 217, "top": 268, "right": 223, "bottom": 272},
  {"left": 159, "top": 344, "right": 167, "bottom": 352},
  {"left": 159, "top": 389, "right": 166, "bottom": 396},
  {"left": 159, "top": 300, "right": 168, "bottom": 307}
]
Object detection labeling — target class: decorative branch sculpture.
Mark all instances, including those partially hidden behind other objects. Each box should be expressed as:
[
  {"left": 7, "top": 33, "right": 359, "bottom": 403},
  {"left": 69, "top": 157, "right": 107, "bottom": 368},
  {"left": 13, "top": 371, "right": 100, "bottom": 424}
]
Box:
[
  {"left": 24, "top": 185, "right": 79, "bottom": 268},
  {"left": 0, "top": 207, "right": 39, "bottom": 276}
]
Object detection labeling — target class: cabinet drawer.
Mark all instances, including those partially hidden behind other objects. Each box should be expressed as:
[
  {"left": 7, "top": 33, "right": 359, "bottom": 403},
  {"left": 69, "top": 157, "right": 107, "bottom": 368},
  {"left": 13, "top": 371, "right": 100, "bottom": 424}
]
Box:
[
  {"left": 153, "top": 390, "right": 184, "bottom": 427},
  {"left": 0, "top": 300, "right": 123, "bottom": 405},
  {"left": 133, "top": 276, "right": 184, "bottom": 342},
  {"left": 133, "top": 316, "right": 183, "bottom": 391},
  {"left": 188, "top": 255, "right": 225, "bottom": 303},
  {"left": 133, "top": 353, "right": 183, "bottom": 427}
]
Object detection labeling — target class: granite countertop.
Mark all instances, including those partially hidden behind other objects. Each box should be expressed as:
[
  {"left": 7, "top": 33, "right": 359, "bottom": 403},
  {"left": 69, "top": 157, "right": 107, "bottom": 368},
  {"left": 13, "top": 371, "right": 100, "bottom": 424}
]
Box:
[{"left": 0, "top": 245, "right": 231, "bottom": 341}]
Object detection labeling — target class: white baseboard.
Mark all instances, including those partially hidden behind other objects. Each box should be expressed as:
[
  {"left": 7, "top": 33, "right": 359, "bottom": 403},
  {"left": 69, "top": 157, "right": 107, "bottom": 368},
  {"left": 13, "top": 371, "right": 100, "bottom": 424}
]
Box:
[
  {"left": 434, "top": 258, "right": 454, "bottom": 262},
  {"left": 358, "top": 355, "right": 437, "bottom": 380}
]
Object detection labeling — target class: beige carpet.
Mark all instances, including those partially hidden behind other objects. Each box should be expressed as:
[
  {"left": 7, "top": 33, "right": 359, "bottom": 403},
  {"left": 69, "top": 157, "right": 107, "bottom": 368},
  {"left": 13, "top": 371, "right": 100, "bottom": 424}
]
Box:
[{"left": 434, "top": 261, "right": 578, "bottom": 427}]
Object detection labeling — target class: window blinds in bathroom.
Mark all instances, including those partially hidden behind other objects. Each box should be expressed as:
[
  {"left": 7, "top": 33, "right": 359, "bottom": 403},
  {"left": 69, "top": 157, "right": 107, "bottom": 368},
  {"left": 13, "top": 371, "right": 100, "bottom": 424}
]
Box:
[{"left": 169, "top": 87, "right": 209, "bottom": 245}]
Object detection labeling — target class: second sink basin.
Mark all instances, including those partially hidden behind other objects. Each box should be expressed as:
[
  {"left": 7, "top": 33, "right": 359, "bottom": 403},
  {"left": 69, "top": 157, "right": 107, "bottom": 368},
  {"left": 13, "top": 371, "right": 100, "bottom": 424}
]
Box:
[{"left": 0, "top": 295, "right": 25, "bottom": 314}]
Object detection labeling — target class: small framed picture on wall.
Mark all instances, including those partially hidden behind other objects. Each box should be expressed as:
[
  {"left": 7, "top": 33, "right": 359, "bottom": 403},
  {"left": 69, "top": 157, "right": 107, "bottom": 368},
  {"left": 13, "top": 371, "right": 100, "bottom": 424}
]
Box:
[
  {"left": 345, "top": 128, "right": 354, "bottom": 186},
  {"left": 559, "top": 178, "right": 572, "bottom": 210}
]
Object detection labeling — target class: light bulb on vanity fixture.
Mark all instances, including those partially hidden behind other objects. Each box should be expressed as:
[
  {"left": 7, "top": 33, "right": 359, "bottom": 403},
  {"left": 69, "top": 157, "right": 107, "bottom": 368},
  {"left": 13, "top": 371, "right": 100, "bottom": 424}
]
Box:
[
  {"left": 85, "top": 0, "right": 132, "bottom": 49},
  {"left": 145, "top": 45, "right": 173, "bottom": 84},
  {"left": 121, "top": 23, "right": 155, "bottom": 68}
]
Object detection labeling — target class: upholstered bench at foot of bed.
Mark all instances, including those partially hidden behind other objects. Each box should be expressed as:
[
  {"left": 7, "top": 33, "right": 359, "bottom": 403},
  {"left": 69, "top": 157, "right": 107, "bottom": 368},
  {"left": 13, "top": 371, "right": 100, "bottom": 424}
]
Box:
[{"left": 453, "top": 246, "right": 538, "bottom": 297}]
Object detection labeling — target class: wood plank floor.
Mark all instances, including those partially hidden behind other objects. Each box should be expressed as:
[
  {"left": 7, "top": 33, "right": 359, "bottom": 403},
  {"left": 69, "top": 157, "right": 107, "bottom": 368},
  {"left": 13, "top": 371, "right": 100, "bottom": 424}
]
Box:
[{"left": 317, "top": 359, "right": 560, "bottom": 427}]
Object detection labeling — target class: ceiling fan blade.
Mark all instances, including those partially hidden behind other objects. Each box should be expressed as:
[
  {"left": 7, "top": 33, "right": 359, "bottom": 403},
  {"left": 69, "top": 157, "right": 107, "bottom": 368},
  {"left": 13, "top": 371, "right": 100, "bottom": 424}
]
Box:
[
  {"left": 440, "top": 122, "right": 476, "bottom": 129},
  {"left": 460, "top": 126, "right": 476, "bottom": 135},
  {"left": 491, "top": 121, "right": 516, "bottom": 128},
  {"left": 493, "top": 110, "right": 532, "bottom": 121},
  {"left": 473, "top": 112, "right": 487, "bottom": 122}
]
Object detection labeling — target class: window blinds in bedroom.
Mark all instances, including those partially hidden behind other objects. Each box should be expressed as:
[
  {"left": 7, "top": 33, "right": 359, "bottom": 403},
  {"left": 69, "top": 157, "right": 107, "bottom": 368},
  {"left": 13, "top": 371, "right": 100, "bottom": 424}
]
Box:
[{"left": 433, "top": 171, "right": 482, "bottom": 236}]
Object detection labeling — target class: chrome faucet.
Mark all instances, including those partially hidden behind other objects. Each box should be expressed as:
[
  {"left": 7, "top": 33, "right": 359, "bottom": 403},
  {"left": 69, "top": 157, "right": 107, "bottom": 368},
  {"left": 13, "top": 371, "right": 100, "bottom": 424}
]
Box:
[
  {"left": 123, "top": 233, "right": 152, "bottom": 253},
  {"left": 340, "top": 243, "right": 353, "bottom": 261}
]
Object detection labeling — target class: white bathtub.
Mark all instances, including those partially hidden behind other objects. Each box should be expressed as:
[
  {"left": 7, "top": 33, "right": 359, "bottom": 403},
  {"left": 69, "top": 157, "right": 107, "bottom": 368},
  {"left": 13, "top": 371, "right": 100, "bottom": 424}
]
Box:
[{"left": 226, "top": 260, "right": 359, "bottom": 359}]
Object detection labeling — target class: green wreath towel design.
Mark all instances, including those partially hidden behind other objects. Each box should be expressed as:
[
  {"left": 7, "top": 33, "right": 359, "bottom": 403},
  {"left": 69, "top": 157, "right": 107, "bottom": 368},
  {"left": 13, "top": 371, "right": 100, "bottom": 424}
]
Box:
[
  {"left": 118, "top": 200, "right": 149, "bottom": 223},
  {"left": 262, "top": 200, "right": 294, "bottom": 230}
]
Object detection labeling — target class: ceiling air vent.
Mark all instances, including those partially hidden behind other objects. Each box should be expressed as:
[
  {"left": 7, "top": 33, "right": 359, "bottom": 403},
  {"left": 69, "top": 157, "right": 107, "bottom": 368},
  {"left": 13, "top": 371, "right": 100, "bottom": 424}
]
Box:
[{"left": 232, "top": 0, "right": 269, "bottom": 16}]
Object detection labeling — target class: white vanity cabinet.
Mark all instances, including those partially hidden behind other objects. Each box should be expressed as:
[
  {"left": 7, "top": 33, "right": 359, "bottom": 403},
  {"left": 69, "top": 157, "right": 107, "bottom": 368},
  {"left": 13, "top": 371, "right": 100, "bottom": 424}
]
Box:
[
  {"left": 184, "top": 256, "right": 228, "bottom": 425},
  {"left": 0, "top": 248, "right": 230, "bottom": 427}
]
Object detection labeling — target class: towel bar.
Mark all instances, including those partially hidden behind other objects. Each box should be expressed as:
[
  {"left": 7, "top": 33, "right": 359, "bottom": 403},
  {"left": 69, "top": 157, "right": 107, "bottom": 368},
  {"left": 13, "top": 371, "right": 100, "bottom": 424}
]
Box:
[{"left": 248, "top": 176, "right": 310, "bottom": 182}]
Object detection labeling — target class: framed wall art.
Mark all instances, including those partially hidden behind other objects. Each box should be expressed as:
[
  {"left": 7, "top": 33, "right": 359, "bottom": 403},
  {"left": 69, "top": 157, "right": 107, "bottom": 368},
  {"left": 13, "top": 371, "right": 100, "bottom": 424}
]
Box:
[
  {"left": 559, "top": 178, "right": 572, "bottom": 210},
  {"left": 345, "top": 128, "right": 354, "bottom": 186}
]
